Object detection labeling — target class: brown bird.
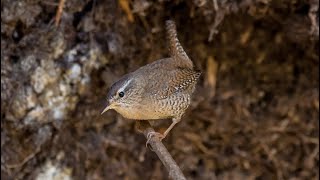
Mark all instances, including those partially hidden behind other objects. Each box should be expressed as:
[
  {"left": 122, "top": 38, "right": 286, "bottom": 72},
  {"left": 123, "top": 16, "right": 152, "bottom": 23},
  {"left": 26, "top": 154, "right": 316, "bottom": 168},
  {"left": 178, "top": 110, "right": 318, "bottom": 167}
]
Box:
[{"left": 101, "top": 20, "right": 200, "bottom": 143}]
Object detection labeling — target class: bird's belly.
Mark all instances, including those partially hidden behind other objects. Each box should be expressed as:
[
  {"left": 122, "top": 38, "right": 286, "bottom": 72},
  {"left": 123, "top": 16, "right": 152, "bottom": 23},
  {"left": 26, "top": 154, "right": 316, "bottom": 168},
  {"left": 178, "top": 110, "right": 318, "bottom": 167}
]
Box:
[
  {"left": 116, "top": 106, "right": 171, "bottom": 120},
  {"left": 115, "top": 93, "right": 191, "bottom": 120}
]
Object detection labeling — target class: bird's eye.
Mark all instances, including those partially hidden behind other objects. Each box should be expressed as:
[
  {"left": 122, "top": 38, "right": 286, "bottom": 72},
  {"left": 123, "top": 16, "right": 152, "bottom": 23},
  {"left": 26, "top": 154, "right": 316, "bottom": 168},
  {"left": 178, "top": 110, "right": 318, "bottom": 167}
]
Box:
[{"left": 118, "top": 91, "right": 124, "bottom": 97}]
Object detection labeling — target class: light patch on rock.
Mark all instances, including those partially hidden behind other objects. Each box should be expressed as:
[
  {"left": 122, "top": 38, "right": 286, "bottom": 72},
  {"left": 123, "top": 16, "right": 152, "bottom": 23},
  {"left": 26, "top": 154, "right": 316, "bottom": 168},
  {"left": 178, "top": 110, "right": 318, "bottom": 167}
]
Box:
[
  {"left": 24, "top": 106, "right": 45, "bottom": 125},
  {"left": 31, "top": 60, "right": 60, "bottom": 94},
  {"left": 67, "top": 64, "right": 81, "bottom": 80},
  {"left": 52, "top": 104, "right": 65, "bottom": 120},
  {"left": 32, "top": 67, "right": 49, "bottom": 93},
  {"left": 36, "top": 161, "right": 72, "bottom": 180}
]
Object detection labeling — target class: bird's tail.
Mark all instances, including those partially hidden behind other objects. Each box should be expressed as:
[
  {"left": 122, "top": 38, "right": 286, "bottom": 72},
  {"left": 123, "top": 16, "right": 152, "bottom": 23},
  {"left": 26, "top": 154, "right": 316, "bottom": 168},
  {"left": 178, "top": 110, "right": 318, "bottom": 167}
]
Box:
[{"left": 166, "top": 20, "right": 194, "bottom": 69}]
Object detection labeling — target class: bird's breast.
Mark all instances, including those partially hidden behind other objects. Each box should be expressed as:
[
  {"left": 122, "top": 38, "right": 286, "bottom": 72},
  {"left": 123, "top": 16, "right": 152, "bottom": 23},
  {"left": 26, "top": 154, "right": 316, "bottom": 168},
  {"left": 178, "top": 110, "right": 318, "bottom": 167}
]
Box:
[{"left": 114, "top": 105, "right": 171, "bottom": 120}]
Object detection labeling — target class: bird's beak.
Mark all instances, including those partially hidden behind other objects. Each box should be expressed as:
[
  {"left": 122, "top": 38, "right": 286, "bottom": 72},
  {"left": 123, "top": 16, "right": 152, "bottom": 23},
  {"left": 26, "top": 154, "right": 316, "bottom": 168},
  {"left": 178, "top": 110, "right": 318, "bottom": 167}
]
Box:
[{"left": 101, "top": 102, "right": 111, "bottom": 115}]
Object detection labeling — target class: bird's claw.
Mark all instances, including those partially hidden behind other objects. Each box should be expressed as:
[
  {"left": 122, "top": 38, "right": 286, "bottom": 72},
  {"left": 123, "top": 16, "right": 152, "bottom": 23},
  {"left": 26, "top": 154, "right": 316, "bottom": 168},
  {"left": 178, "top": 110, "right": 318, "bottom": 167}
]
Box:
[{"left": 146, "top": 132, "right": 164, "bottom": 148}]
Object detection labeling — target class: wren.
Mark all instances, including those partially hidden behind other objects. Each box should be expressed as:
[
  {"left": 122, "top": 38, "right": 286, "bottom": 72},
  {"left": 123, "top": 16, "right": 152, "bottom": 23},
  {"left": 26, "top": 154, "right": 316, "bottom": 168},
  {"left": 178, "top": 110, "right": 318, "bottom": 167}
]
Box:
[{"left": 101, "top": 20, "right": 201, "bottom": 143}]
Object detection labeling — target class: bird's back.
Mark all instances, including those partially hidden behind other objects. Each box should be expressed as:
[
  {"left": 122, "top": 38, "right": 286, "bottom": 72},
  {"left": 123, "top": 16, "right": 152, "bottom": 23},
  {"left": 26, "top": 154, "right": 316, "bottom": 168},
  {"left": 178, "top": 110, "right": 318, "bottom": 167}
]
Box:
[{"left": 134, "top": 57, "right": 200, "bottom": 97}]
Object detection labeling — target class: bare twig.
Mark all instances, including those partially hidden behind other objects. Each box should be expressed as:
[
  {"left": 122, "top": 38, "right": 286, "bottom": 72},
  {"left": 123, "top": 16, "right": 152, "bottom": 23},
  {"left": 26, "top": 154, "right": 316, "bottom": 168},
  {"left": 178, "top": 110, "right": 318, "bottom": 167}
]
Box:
[
  {"left": 208, "top": 0, "right": 254, "bottom": 41},
  {"left": 136, "top": 121, "right": 186, "bottom": 180},
  {"left": 55, "top": 0, "right": 66, "bottom": 27},
  {"left": 212, "top": 0, "right": 219, "bottom": 11},
  {"left": 208, "top": 10, "right": 225, "bottom": 42},
  {"left": 5, "top": 146, "right": 41, "bottom": 169},
  {"left": 308, "top": 0, "right": 319, "bottom": 37},
  {"left": 119, "top": 0, "right": 135, "bottom": 22}
]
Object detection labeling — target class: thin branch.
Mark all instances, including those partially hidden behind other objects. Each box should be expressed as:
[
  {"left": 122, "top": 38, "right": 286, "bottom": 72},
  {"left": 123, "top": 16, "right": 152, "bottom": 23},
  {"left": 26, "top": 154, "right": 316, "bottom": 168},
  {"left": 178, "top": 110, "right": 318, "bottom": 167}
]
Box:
[
  {"left": 55, "top": 0, "right": 66, "bottom": 27},
  {"left": 136, "top": 121, "right": 186, "bottom": 180},
  {"left": 308, "top": 0, "right": 319, "bottom": 37}
]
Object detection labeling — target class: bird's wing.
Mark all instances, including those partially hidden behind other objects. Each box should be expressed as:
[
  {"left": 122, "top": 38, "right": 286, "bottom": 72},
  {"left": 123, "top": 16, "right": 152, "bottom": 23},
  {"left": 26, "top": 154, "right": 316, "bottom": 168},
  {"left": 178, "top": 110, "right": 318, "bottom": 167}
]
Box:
[
  {"left": 166, "top": 20, "right": 194, "bottom": 69},
  {"left": 148, "top": 68, "right": 201, "bottom": 100}
]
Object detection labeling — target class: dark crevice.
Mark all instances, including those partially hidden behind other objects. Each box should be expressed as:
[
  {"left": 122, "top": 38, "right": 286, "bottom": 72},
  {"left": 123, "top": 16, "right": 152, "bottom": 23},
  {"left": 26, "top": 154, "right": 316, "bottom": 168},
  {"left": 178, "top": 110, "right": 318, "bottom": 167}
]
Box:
[
  {"left": 73, "top": 0, "right": 94, "bottom": 27},
  {"left": 12, "top": 21, "right": 24, "bottom": 43},
  {"left": 10, "top": 55, "right": 20, "bottom": 64}
]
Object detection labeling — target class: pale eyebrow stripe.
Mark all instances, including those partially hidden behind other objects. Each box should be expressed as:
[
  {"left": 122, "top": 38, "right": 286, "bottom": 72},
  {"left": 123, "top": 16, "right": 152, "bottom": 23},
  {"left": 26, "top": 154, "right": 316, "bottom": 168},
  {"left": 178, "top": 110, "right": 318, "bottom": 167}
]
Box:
[{"left": 118, "top": 78, "right": 133, "bottom": 93}]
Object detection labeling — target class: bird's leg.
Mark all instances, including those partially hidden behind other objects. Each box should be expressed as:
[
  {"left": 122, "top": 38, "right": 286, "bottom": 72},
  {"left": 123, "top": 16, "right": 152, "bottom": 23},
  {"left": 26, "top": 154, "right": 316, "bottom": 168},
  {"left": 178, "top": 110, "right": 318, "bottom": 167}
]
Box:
[
  {"left": 162, "top": 118, "right": 181, "bottom": 138},
  {"left": 146, "top": 118, "right": 181, "bottom": 147}
]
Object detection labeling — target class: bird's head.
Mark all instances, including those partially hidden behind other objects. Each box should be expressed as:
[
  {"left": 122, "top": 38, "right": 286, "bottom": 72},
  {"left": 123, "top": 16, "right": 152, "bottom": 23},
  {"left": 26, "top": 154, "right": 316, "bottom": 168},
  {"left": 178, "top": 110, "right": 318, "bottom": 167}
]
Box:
[{"left": 101, "top": 76, "right": 140, "bottom": 114}]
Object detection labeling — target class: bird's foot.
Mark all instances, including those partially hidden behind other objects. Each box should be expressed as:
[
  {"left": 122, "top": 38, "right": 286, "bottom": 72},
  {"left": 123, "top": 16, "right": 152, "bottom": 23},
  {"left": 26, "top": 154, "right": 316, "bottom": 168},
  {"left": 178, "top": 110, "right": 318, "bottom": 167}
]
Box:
[{"left": 146, "top": 132, "right": 165, "bottom": 148}]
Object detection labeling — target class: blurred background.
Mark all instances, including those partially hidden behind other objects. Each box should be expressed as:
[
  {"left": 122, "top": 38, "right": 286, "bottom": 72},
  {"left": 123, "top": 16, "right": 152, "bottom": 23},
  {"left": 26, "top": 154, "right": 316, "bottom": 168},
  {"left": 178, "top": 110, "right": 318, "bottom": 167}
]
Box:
[{"left": 1, "top": 0, "right": 319, "bottom": 179}]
